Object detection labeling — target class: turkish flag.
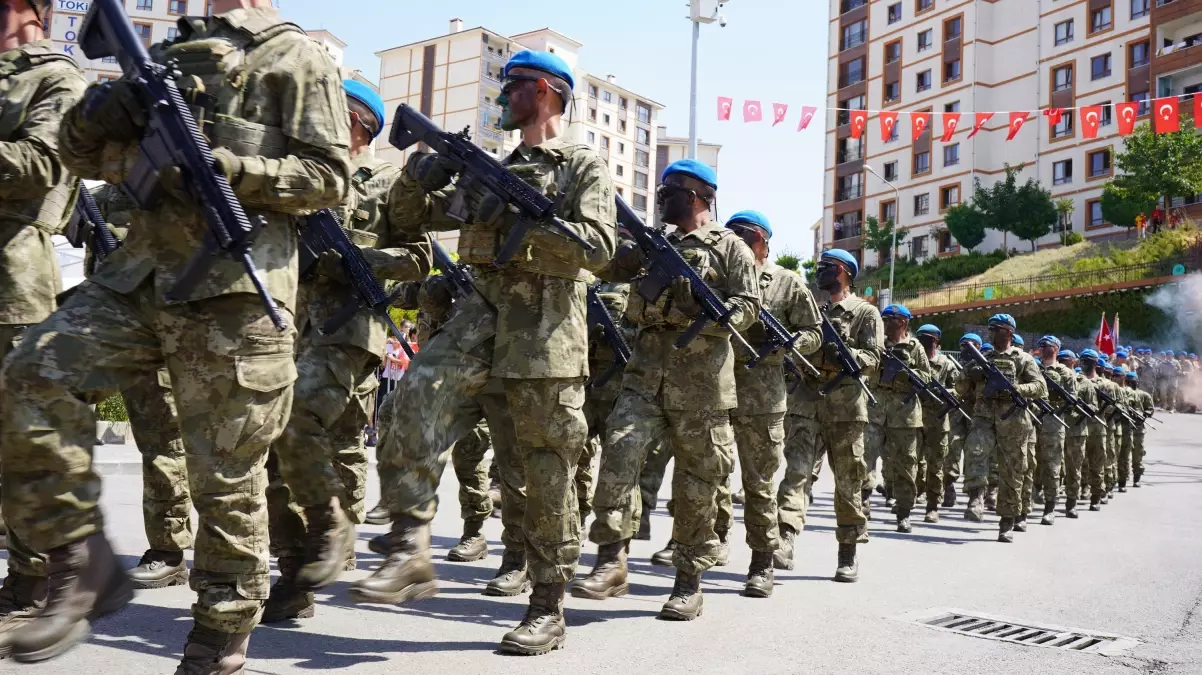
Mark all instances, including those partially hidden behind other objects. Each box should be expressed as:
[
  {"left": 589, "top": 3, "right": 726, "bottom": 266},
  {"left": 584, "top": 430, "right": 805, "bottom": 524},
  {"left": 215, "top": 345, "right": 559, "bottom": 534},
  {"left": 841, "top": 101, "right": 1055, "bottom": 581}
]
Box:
[
  {"left": 941, "top": 112, "right": 961, "bottom": 142},
  {"left": 880, "top": 111, "right": 899, "bottom": 142},
  {"left": 1080, "top": 105, "right": 1103, "bottom": 139},
  {"left": 1096, "top": 313, "right": 1115, "bottom": 357},
  {"left": 1116, "top": 102, "right": 1139, "bottom": 135},
  {"left": 967, "top": 112, "right": 993, "bottom": 139},
  {"left": 717, "top": 97, "right": 733, "bottom": 121},
  {"left": 1195, "top": 96, "right": 1202, "bottom": 129},
  {"left": 849, "top": 110, "right": 868, "bottom": 139},
  {"left": 1043, "top": 108, "right": 1064, "bottom": 126},
  {"left": 911, "top": 111, "right": 931, "bottom": 141},
  {"left": 1154, "top": 97, "right": 1180, "bottom": 133},
  {"left": 798, "top": 105, "right": 818, "bottom": 130},
  {"left": 772, "top": 103, "right": 788, "bottom": 126},
  {"left": 743, "top": 100, "right": 763, "bottom": 123},
  {"left": 1006, "top": 111, "right": 1029, "bottom": 141}
]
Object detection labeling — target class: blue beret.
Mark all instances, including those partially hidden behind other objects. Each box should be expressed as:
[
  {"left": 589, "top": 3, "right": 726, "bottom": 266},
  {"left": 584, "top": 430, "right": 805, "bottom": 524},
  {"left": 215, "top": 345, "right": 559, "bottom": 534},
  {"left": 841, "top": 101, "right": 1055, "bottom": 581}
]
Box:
[
  {"left": 1038, "top": 335, "right": 1061, "bottom": 348},
  {"left": 662, "top": 159, "right": 718, "bottom": 189},
  {"left": 881, "top": 304, "right": 912, "bottom": 320},
  {"left": 916, "top": 324, "right": 941, "bottom": 338},
  {"left": 982, "top": 343, "right": 995, "bottom": 351},
  {"left": 960, "top": 333, "right": 982, "bottom": 345},
  {"left": 1192, "top": 353, "right": 1198, "bottom": 358},
  {"left": 1012, "top": 334, "right": 1025, "bottom": 346},
  {"left": 1127, "top": 372, "right": 1138, "bottom": 380},
  {"left": 1167, "top": 349, "right": 1176, "bottom": 355},
  {"left": 504, "top": 50, "right": 575, "bottom": 90},
  {"left": 1033, "top": 356, "right": 1042, "bottom": 365},
  {"left": 1074, "top": 366, "right": 1083, "bottom": 373},
  {"left": 1059, "top": 349, "right": 1076, "bottom": 360},
  {"left": 821, "top": 248, "right": 859, "bottom": 278},
  {"left": 343, "top": 79, "right": 386, "bottom": 139},
  {"left": 726, "top": 210, "right": 772, "bottom": 239},
  {"left": 988, "top": 313, "right": 1016, "bottom": 329},
  {"left": 1116, "top": 349, "right": 1129, "bottom": 358},
  {"left": 1113, "top": 366, "right": 1127, "bottom": 376},
  {"left": 1080, "top": 349, "right": 1099, "bottom": 359}
]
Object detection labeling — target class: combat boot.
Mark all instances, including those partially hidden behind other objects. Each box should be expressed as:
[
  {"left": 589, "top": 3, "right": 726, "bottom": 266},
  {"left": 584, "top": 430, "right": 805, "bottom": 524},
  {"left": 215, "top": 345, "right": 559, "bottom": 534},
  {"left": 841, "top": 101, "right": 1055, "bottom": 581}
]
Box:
[
  {"left": 885, "top": 486, "right": 896, "bottom": 513},
  {"left": 833, "top": 543, "right": 858, "bottom": 583},
  {"left": 447, "top": 518, "right": 488, "bottom": 562},
  {"left": 1118, "top": 482, "right": 1127, "bottom": 493},
  {"left": 1065, "top": 498, "right": 1079, "bottom": 519},
  {"left": 1033, "top": 486, "right": 1044, "bottom": 505},
  {"left": 998, "top": 517, "right": 1014, "bottom": 543},
  {"left": 984, "top": 487, "right": 997, "bottom": 512},
  {"left": 731, "top": 489, "right": 745, "bottom": 505},
  {"left": 349, "top": 517, "right": 439, "bottom": 605},
  {"left": 896, "top": 516, "right": 912, "bottom": 534},
  {"left": 0, "top": 570, "right": 47, "bottom": 658},
  {"left": 1133, "top": 470, "right": 1142, "bottom": 488},
  {"left": 924, "top": 499, "right": 940, "bottom": 523},
  {"left": 743, "top": 551, "right": 774, "bottom": 599},
  {"left": 174, "top": 625, "right": 249, "bottom": 675},
  {"left": 499, "top": 582, "right": 566, "bottom": 655},
  {"left": 364, "top": 502, "right": 390, "bottom": 526},
  {"left": 650, "top": 539, "right": 677, "bottom": 567},
  {"left": 659, "top": 570, "right": 703, "bottom": 620},
  {"left": 714, "top": 531, "right": 730, "bottom": 567},
  {"left": 368, "top": 533, "right": 387, "bottom": 556},
  {"left": 10, "top": 534, "right": 133, "bottom": 663},
  {"left": 128, "top": 549, "right": 189, "bottom": 590},
  {"left": 942, "top": 477, "right": 957, "bottom": 508},
  {"left": 261, "top": 556, "right": 314, "bottom": 624},
  {"left": 570, "top": 542, "right": 628, "bottom": 600},
  {"left": 773, "top": 526, "right": 796, "bottom": 571},
  {"left": 635, "top": 508, "right": 652, "bottom": 540},
  {"left": 964, "top": 487, "right": 985, "bottom": 522},
  {"left": 295, "top": 498, "right": 354, "bottom": 590},
  {"left": 1100, "top": 492, "right": 1110, "bottom": 505},
  {"left": 1040, "top": 504, "right": 1056, "bottom": 526},
  {"left": 344, "top": 537, "right": 357, "bottom": 572},
  {"left": 1089, "top": 495, "right": 1102, "bottom": 511},
  {"left": 484, "top": 549, "right": 530, "bottom": 597},
  {"left": 1013, "top": 515, "right": 1028, "bottom": 533}
]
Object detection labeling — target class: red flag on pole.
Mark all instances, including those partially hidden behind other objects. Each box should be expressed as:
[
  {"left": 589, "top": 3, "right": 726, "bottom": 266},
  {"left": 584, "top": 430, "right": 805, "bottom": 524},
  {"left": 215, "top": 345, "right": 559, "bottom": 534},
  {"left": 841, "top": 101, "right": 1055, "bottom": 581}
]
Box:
[
  {"left": 1081, "top": 105, "right": 1103, "bottom": 139},
  {"left": 880, "top": 111, "right": 899, "bottom": 142},
  {"left": 772, "top": 103, "right": 788, "bottom": 126},
  {"left": 911, "top": 111, "right": 931, "bottom": 141},
  {"left": 1154, "top": 97, "right": 1180, "bottom": 133},
  {"left": 743, "top": 100, "right": 763, "bottom": 122},
  {"left": 717, "top": 97, "right": 733, "bottom": 121},
  {"left": 941, "top": 112, "right": 961, "bottom": 142},
  {"left": 1116, "top": 102, "right": 1139, "bottom": 135},
  {"left": 967, "top": 112, "right": 993, "bottom": 138},
  {"left": 1006, "top": 112, "right": 1029, "bottom": 141},
  {"left": 1096, "top": 312, "right": 1115, "bottom": 357},
  {"left": 849, "top": 110, "right": 868, "bottom": 139},
  {"left": 798, "top": 105, "right": 817, "bottom": 130}
]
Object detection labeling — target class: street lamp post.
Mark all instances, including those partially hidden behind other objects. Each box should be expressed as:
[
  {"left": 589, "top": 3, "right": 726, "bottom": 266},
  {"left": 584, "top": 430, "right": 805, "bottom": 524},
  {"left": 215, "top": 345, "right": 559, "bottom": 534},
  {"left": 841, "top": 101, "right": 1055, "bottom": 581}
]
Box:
[
  {"left": 864, "top": 164, "right": 902, "bottom": 294},
  {"left": 688, "top": 1, "right": 730, "bottom": 160}
]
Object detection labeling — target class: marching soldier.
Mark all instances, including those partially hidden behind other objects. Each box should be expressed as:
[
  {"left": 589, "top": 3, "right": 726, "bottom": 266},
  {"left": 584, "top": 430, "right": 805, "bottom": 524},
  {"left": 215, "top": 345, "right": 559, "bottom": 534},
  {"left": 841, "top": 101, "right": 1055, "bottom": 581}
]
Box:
[
  {"left": 1126, "top": 372, "right": 1154, "bottom": 487},
  {"left": 915, "top": 324, "right": 955, "bottom": 523},
  {"left": 1056, "top": 350, "right": 1093, "bottom": 519},
  {"left": 1078, "top": 351, "right": 1112, "bottom": 512},
  {"left": 1034, "top": 336, "right": 1074, "bottom": 525}
]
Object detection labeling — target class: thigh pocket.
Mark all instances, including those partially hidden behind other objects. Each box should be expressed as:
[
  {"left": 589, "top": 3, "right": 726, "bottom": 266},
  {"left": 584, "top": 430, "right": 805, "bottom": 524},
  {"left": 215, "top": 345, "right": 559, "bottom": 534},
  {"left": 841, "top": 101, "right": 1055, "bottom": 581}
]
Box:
[{"left": 236, "top": 353, "right": 298, "bottom": 393}]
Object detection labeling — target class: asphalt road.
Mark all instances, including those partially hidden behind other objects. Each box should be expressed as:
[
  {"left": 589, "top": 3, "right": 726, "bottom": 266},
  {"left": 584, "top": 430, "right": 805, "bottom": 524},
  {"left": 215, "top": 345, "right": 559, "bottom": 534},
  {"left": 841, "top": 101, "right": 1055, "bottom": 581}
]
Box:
[{"left": 5, "top": 415, "right": 1202, "bottom": 675}]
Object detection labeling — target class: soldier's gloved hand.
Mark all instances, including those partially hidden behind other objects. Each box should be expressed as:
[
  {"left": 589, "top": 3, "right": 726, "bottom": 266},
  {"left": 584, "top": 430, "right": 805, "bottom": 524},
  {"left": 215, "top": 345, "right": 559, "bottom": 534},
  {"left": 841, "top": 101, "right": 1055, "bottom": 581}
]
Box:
[
  {"left": 418, "top": 274, "right": 455, "bottom": 314},
  {"left": 81, "top": 80, "right": 146, "bottom": 141},
  {"left": 469, "top": 190, "right": 510, "bottom": 226},
  {"left": 965, "top": 363, "right": 987, "bottom": 383},
  {"left": 670, "top": 276, "right": 701, "bottom": 317},
  {"left": 158, "top": 148, "right": 242, "bottom": 201},
  {"left": 822, "top": 340, "right": 843, "bottom": 364},
  {"left": 404, "top": 152, "right": 457, "bottom": 193},
  {"left": 316, "top": 250, "right": 349, "bottom": 283},
  {"left": 615, "top": 241, "right": 645, "bottom": 273}
]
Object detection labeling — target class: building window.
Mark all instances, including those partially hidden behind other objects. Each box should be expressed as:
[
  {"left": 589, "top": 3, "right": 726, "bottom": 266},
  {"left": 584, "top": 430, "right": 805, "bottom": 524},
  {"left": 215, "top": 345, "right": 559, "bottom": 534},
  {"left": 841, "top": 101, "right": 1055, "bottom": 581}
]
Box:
[
  {"left": 587, "top": 131, "right": 596, "bottom": 144},
  {"left": 603, "top": 113, "right": 611, "bottom": 126},
  {"left": 1052, "top": 114, "right": 1074, "bottom": 138},
  {"left": 589, "top": 85, "right": 598, "bottom": 99},
  {"left": 885, "top": 120, "right": 900, "bottom": 142},
  {"left": 944, "top": 59, "right": 961, "bottom": 83},
  {"left": 1091, "top": 53, "right": 1112, "bottom": 80},
  {"left": 637, "top": 102, "right": 652, "bottom": 123},
  {"left": 1100, "top": 102, "right": 1114, "bottom": 126},
  {"left": 837, "top": 94, "right": 865, "bottom": 126},
  {"left": 938, "top": 229, "right": 956, "bottom": 253},
  {"left": 837, "top": 174, "right": 864, "bottom": 201},
  {"left": 916, "top": 0, "right": 933, "bottom": 14},
  {"left": 944, "top": 100, "right": 960, "bottom": 113},
  {"left": 1089, "top": 149, "right": 1112, "bottom": 178},
  {"left": 619, "top": 120, "right": 627, "bottom": 133},
  {"left": 885, "top": 81, "right": 901, "bottom": 102},
  {"left": 1053, "top": 65, "right": 1073, "bottom": 91},
  {"left": 911, "top": 235, "right": 928, "bottom": 258},
  {"left": 634, "top": 171, "right": 648, "bottom": 189},
  {"left": 168, "top": 0, "right": 186, "bottom": 13},
  {"left": 914, "top": 151, "right": 931, "bottom": 176},
  {"left": 940, "top": 184, "right": 961, "bottom": 210},
  {"left": 1054, "top": 20, "right": 1074, "bottom": 46},
  {"left": 888, "top": 2, "right": 903, "bottom": 23},
  {"left": 914, "top": 193, "right": 930, "bottom": 215},
  {"left": 102, "top": 56, "right": 117, "bottom": 64},
  {"left": 618, "top": 142, "right": 625, "bottom": 154},
  {"left": 834, "top": 211, "right": 863, "bottom": 240},
  {"left": 1087, "top": 199, "right": 1106, "bottom": 228},
  {"left": 841, "top": 19, "right": 868, "bottom": 51},
  {"left": 636, "top": 127, "right": 651, "bottom": 145},
  {"left": 840, "top": 58, "right": 865, "bottom": 88},
  {"left": 1090, "top": 6, "right": 1112, "bottom": 34},
  {"left": 588, "top": 107, "right": 597, "bottom": 122},
  {"left": 838, "top": 137, "right": 865, "bottom": 163},
  {"left": 167, "top": 27, "right": 179, "bottom": 41},
  {"left": 1053, "top": 159, "right": 1073, "bottom": 185},
  {"left": 136, "top": 0, "right": 153, "bottom": 10},
  {"left": 840, "top": 0, "right": 868, "bottom": 12},
  {"left": 943, "top": 143, "right": 960, "bottom": 166},
  {"left": 635, "top": 149, "right": 649, "bottom": 167},
  {"left": 619, "top": 97, "right": 628, "bottom": 110},
  {"left": 601, "top": 136, "right": 610, "bottom": 150},
  {"left": 1130, "top": 41, "right": 1149, "bottom": 68},
  {"left": 1132, "top": 91, "right": 1150, "bottom": 116},
  {"left": 616, "top": 186, "right": 624, "bottom": 197},
  {"left": 881, "top": 200, "right": 898, "bottom": 225},
  {"left": 134, "top": 22, "right": 152, "bottom": 47},
  {"left": 1131, "top": 0, "right": 1149, "bottom": 19},
  {"left": 633, "top": 193, "right": 648, "bottom": 212},
  {"left": 603, "top": 90, "right": 613, "bottom": 103},
  {"left": 918, "top": 29, "right": 933, "bottom": 52},
  {"left": 916, "top": 69, "right": 932, "bottom": 92},
  {"left": 883, "top": 161, "right": 898, "bottom": 182},
  {"left": 944, "top": 17, "right": 962, "bottom": 42},
  {"left": 616, "top": 164, "right": 624, "bottom": 177},
  {"left": 885, "top": 41, "right": 902, "bottom": 64}
]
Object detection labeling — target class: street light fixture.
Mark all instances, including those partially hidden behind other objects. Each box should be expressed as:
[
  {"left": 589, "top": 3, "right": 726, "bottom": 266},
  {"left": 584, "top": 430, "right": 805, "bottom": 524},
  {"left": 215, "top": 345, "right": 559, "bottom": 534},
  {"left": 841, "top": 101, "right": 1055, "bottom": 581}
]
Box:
[
  {"left": 687, "top": 1, "right": 730, "bottom": 159},
  {"left": 864, "top": 164, "right": 902, "bottom": 296}
]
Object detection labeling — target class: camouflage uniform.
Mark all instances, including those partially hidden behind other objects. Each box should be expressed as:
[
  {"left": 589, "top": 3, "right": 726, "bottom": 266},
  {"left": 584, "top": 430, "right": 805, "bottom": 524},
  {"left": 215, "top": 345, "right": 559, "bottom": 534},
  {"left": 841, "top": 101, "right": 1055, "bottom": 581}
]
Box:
[
  {"left": 865, "top": 337, "right": 929, "bottom": 519},
  {"left": 1115, "top": 383, "right": 1137, "bottom": 487},
  {"left": 810, "top": 295, "right": 884, "bottom": 544},
  {"left": 1104, "top": 382, "right": 1125, "bottom": 493},
  {"left": 1129, "top": 387, "right": 1154, "bottom": 484},
  {"left": 581, "top": 282, "right": 633, "bottom": 519},
  {"left": 378, "top": 135, "right": 616, "bottom": 586},
  {"left": 589, "top": 222, "right": 759, "bottom": 574},
  {"left": 0, "top": 41, "right": 87, "bottom": 583},
  {"left": 266, "top": 153, "right": 430, "bottom": 560},
  {"left": 944, "top": 372, "right": 971, "bottom": 492},
  {"left": 1083, "top": 374, "right": 1113, "bottom": 503},
  {"left": 956, "top": 345, "right": 1047, "bottom": 518},
  {"left": 1158, "top": 359, "right": 1178, "bottom": 411},
  {"left": 920, "top": 352, "right": 957, "bottom": 510},
  {"left": 637, "top": 442, "right": 672, "bottom": 519},
  {"left": 2, "top": 9, "right": 351, "bottom": 634}
]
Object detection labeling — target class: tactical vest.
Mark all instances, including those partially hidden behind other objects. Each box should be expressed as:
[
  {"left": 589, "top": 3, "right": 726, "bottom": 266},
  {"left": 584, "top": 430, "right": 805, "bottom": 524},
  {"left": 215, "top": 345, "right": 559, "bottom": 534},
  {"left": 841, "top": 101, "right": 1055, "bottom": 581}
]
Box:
[
  {"left": 341, "top": 164, "right": 382, "bottom": 248},
  {"left": 627, "top": 227, "right": 727, "bottom": 331}
]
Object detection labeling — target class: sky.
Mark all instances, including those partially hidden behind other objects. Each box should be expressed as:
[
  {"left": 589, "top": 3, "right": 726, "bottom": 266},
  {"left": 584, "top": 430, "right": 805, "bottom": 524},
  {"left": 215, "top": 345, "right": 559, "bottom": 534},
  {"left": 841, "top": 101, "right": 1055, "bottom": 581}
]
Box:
[{"left": 284, "top": 0, "right": 831, "bottom": 259}]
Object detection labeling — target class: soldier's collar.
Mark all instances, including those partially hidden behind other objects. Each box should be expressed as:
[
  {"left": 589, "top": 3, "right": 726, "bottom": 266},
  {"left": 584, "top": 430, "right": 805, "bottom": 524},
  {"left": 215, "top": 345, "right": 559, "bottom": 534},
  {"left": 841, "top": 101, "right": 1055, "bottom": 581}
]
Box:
[
  {"left": 510, "top": 135, "right": 572, "bottom": 163},
  {"left": 670, "top": 220, "right": 722, "bottom": 242},
  {"left": 830, "top": 293, "right": 864, "bottom": 311},
  {"left": 0, "top": 39, "right": 50, "bottom": 65}
]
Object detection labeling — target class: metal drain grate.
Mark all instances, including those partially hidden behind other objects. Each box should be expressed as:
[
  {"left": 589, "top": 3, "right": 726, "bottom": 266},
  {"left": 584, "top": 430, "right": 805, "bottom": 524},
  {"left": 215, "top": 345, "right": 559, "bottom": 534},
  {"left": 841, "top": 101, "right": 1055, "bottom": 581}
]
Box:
[{"left": 893, "top": 608, "right": 1141, "bottom": 656}]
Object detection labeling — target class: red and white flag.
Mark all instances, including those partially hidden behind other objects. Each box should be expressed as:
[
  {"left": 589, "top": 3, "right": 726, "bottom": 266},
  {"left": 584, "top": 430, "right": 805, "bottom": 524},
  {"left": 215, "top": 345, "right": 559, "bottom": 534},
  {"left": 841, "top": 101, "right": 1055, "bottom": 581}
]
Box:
[
  {"left": 798, "top": 105, "right": 817, "bottom": 131},
  {"left": 911, "top": 111, "right": 931, "bottom": 141},
  {"left": 717, "top": 97, "right": 733, "bottom": 121},
  {"left": 1195, "top": 96, "right": 1202, "bottom": 129},
  {"left": 849, "top": 110, "right": 868, "bottom": 139},
  {"left": 772, "top": 103, "right": 788, "bottom": 126},
  {"left": 743, "top": 100, "right": 763, "bottom": 123},
  {"left": 879, "top": 111, "right": 899, "bottom": 142},
  {"left": 1080, "top": 105, "right": 1103, "bottom": 139},
  {"left": 1096, "top": 312, "right": 1115, "bottom": 357},
  {"left": 1116, "top": 102, "right": 1139, "bottom": 135},
  {"left": 1154, "top": 97, "right": 1180, "bottom": 133},
  {"left": 967, "top": 112, "right": 993, "bottom": 139},
  {"left": 941, "top": 112, "right": 960, "bottom": 142},
  {"left": 1006, "top": 111, "right": 1029, "bottom": 141},
  {"left": 1043, "top": 107, "right": 1064, "bottom": 126}
]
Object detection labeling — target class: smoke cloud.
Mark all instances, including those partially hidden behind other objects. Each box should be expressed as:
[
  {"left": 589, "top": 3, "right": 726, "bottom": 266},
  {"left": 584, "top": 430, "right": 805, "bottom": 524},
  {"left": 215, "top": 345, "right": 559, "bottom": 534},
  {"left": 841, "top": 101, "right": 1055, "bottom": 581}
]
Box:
[{"left": 1146, "top": 273, "right": 1202, "bottom": 352}]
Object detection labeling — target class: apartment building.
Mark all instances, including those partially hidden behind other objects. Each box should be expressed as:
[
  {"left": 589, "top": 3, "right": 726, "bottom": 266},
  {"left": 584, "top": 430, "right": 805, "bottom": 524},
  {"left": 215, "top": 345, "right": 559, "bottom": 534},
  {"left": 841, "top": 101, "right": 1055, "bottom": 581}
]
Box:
[
  {"left": 822, "top": 0, "right": 1191, "bottom": 270},
  {"left": 573, "top": 74, "right": 664, "bottom": 215},
  {"left": 653, "top": 126, "right": 722, "bottom": 225},
  {"left": 46, "top": 0, "right": 202, "bottom": 81}
]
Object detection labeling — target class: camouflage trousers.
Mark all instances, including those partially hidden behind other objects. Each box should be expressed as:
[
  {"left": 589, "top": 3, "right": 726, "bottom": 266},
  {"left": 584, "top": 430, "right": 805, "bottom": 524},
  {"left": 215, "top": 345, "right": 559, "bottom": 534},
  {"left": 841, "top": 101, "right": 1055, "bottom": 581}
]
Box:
[
  {"left": 814, "top": 399, "right": 868, "bottom": 544},
  {"left": 864, "top": 419, "right": 919, "bottom": 517},
  {"left": 0, "top": 324, "right": 45, "bottom": 578},
  {"left": 590, "top": 391, "right": 734, "bottom": 575},
  {"left": 124, "top": 370, "right": 193, "bottom": 552},
  {"left": 1020, "top": 425, "right": 1037, "bottom": 517},
  {"left": 581, "top": 393, "right": 620, "bottom": 519},
  {"left": 964, "top": 414, "right": 1033, "bottom": 518},
  {"left": 1035, "top": 423, "right": 1066, "bottom": 510},
  {"left": 1105, "top": 424, "right": 1120, "bottom": 492},
  {"left": 863, "top": 411, "right": 887, "bottom": 494},
  {"left": 776, "top": 414, "right": 823, "bottom": 534},
  {"left": 1117, "top": 421, "right": 1135, "bottom": 485},
  {"left": 378, "top": 325, "right": 582, "bottom": 583},
  {"left": 919, "top": 421, "right": 949, "bottom": 509},
  {"left": 1131, "top": 430, "right": 1145, "bottom": 479},
  {"left": 1084, "top": 424, "right": 1107, "bottom": 497},
  {"left": 944, "top": 417, "right": 968, "bottom": 485},
  {"left": 724, "top": 411, "right": 785, "bottom": 553},
  {"left": 1062, "top": 431, "right": 1088, "bottom": 501},
  {"left": 266, "top": 340, "right": 377, "bottom": 558},
  {"left": 0, "top": 280, "right": 296, "bottom": 634},
  {"left": 638, "top": 442, "right": 671, "bottom": 517}
]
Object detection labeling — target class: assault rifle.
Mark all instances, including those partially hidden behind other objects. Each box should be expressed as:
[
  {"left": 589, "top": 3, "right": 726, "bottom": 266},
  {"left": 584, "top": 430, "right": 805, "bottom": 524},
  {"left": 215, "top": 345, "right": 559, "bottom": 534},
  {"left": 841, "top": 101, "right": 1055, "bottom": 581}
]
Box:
[
  {"left": 431, "top": 239, "right": 474, "bottom": 301},
  {"left": 615, "top": 194, "right": 758, "bottom": 356},
  {"left": 926, "top": 374, "right": 973, "bottom": 422},
  {"left": 960, "top": 342, "right": 1040, "bottom": 425},
  {"left": 65, "top": 185, "right": 122, "bottom": 270},
  {"left": 299, "top": 209, "right": 414, "bottom": 359},
  {"left": 817, "top": 307, "right": 877, "bottom": 407},
  {"left": 1042, "top": 373, "right": 1104, "bottom": 426},
  {"left": 880, "top": 349, "right": 930, "bottom": 406},
  {"left": 747, "top": 309, "right": 821, "bottom": 384},
  {"left": 388, "top": 104, "right": 595, "bottom": 265},
  {"left": 1030, "top": 398, "right": 1069, "bottom": 428},
  {"left": 586, "top": 285, "right": 632, "bottom": 389},
  {"left": 79, "top": 0, "right": 286, "bottom": 330},
  {"left": 1095, "top": 388, "right": 1139, "bottom": 427}
]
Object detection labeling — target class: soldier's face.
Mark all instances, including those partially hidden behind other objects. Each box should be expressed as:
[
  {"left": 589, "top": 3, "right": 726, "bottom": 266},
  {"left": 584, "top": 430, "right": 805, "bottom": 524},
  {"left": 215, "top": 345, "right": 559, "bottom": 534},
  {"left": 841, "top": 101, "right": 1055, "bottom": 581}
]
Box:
[
  {"left": 498, "top": 76, "right": 541, "bottom": 131},
  {"left": 1040, "top": 345, "right": 1057, "bottom": 362},
  {"left": 884, "top": 316, "right": 906, "bottom": 341},
  {"left": 988, "top": 325, "right": 1011, "bottom": 347}
]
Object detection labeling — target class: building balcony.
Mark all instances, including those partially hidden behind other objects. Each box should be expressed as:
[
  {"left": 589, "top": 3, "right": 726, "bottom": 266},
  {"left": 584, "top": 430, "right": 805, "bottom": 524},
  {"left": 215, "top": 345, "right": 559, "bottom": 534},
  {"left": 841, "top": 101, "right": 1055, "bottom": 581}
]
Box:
[
  {"left": 837, "top": 146, "right": 865, "bottom": 164},
  {"left": 1155, "top": 61, "right": 1202, "bottom": 97},
  {"left": 1154, "top": 0, "right": 1202, "bottom": 24},
  {"left": 836, "top": 185, "right": 864, "bottom": 202}
]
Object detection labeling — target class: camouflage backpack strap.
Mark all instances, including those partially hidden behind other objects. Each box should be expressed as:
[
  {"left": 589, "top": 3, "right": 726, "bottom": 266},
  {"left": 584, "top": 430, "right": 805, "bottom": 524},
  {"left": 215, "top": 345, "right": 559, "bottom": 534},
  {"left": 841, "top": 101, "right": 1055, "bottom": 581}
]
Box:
[
  {"left": 222, "top": 10, "right": 306, "bottom": 47},
  {"left": 24, "top": 52, "right": 80, "bottom": 70}
]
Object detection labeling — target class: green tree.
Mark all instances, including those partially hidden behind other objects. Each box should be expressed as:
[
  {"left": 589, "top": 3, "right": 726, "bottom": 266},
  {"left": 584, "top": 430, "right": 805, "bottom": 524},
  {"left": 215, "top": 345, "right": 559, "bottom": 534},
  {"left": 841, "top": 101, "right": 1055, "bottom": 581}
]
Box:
[
  {"left": 1054, "top": 197, "right": 1075, "bottom": 246},
  {"left": 774, "top": 250, "right": 800, "bottom": 271},
  {"left": 1112, "top": 114, "right": 1202, "bottom": 206},
  {"left": 942, "top": 202, "right": 987, "bottom": 251},
  {"left": 862, "top": 215, "right": 908, "bottom": 264},
  {"left": 1010, "top": 177, "right": 1058, "bottom": 251},
  {"left": 1100, "top": 182, "right": 1156, "bottom": 236},
  {"left": 971, "top": 165, "right": 1024, "bottom": 252},
  {"left": 801, "top": 258, "right": 817, "bottom": 283}
]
